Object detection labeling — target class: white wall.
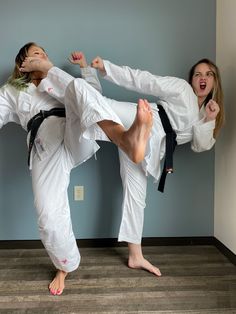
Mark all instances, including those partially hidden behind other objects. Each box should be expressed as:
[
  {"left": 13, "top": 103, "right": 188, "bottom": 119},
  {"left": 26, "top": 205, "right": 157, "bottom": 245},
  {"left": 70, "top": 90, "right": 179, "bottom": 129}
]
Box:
[{"left": 215, "top": 0, "right": 236, "bottom": 254}]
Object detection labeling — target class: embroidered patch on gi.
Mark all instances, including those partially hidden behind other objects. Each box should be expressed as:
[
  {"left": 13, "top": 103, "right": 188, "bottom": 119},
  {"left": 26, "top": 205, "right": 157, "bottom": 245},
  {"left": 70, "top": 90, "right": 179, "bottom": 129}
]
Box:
[{"left": 61, "top": 259, "right": 68, "bottom": 264}]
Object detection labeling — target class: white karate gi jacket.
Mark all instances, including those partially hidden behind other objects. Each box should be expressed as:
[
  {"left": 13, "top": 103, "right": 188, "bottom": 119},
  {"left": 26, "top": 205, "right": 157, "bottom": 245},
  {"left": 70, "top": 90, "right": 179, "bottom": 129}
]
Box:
[
  {"left": 0, "top": 67, "right": 102, "bottom": 169},
  {"left": 103, "top": 60, "right": 216, "bottom": 150},
  {"left": 100, "top": 60, "right": 216, "bottom": 182}
]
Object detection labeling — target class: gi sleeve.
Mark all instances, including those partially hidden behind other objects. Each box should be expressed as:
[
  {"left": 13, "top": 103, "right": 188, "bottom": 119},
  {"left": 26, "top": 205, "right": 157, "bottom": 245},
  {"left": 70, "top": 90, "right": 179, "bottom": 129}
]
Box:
[
  {"left": 191, "top": 118, "right": 216, "bottom": 152},
  {"left": 81, "top": 66, "right": 102, "bottom": 94},
  {"left": 102, "top": 60, "right": 193, "bottom": 101},
  {"left": 0, "top": 85, "right": 20, "bottom": 129}
]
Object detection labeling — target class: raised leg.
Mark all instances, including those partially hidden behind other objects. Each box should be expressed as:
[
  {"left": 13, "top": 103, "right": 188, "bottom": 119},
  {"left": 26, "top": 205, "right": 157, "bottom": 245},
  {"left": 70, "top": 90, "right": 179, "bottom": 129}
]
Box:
[
  {"left": 98, "top": 99, "right": 153, "bottom": 163},
  {"left": 65, "top": 79, "right": 153, "bottom": 163}
]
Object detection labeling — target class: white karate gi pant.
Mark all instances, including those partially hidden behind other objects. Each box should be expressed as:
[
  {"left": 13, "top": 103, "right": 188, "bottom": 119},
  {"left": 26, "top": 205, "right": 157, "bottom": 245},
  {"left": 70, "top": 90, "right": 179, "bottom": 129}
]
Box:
[
  {"left": 31, "top": 78, "right": 150, "bottom": 272},
  {"left": 65, "top": 78, "right": 152, "bottom": 244},
  {"left": 97, "top": 96, "right": 152, "bottom": 244},
  {"left": 64, "top": 79, "right": 161, "bottom": 246},
  {"left": 31, "top": 138, "right": 79, "bottom": 272}
]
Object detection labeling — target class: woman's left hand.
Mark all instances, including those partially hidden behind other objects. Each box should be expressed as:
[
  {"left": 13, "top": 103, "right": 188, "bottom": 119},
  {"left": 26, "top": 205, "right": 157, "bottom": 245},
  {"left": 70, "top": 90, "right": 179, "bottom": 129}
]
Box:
[
  {"left": 205, "top": 99, "right": 220, "bottom": 121},
  {"left": 69, "top": 51, "right": 88, "bottom": 68}
]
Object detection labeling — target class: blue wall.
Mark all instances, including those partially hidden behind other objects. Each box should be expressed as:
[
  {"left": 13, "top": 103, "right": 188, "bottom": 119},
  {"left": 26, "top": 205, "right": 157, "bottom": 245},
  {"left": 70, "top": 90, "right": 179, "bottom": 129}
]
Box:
[{"left": 0, "top": 0, "right": 216, "bottom": 240}]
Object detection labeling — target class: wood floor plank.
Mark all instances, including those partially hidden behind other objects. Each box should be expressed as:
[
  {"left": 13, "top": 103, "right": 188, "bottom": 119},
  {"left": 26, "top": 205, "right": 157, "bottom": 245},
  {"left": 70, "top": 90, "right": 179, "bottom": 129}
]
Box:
[{"left": 0, "top": 245, "right": 235, "bottom": 313}]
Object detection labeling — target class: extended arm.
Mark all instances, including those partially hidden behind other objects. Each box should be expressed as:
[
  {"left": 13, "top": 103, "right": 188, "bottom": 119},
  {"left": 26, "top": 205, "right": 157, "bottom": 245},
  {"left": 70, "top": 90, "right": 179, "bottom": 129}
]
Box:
[{"left": 92, "top": 57, "right": 194, "bottom": 102}]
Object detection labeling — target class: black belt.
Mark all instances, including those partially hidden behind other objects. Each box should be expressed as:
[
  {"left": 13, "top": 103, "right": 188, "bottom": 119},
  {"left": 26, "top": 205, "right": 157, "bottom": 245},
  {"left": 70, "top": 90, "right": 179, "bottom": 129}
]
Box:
[
  {"left": 27, "top": 108, "right": 66, "bottom": 166},
  {"left": 157, "top": 105, "right": 177, "bottom": 193}
]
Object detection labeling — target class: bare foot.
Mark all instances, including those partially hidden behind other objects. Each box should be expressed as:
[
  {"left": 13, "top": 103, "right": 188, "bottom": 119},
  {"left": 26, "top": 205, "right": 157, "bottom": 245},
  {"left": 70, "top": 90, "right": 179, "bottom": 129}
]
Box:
[
  {"left": 128, "top": 256, "right": 162, "bottom": 277},
  {"left": 19, "top": 57, "right": 53, "bottom": 74},
  {"left": 48, "top": 270, "right": 67, "bottom": 296},
  {"left": 122, "top": 99, "right": 153, "bottom": 163},
  {"left": 128, "top": 243, "right": 161, "bottom": 277}
]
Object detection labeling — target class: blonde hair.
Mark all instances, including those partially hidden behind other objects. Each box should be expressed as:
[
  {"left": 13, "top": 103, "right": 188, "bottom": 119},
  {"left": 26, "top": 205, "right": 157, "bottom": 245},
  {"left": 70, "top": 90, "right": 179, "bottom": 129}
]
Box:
[
  {"left": 7, "top": 42, "right": 45, "bottom": 90},
  {"left": 188, "top": 58, "right": 224, "bottom": 138}
]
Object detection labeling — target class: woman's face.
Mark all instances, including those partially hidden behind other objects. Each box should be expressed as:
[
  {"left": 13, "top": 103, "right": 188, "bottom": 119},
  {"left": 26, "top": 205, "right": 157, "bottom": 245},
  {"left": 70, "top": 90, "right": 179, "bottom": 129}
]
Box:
[
  {"left": 27, "top": 45, "right": 48, "bottom": 60},
  {"left": 191, "top": 63, "right": 215, "bottom": 101}
]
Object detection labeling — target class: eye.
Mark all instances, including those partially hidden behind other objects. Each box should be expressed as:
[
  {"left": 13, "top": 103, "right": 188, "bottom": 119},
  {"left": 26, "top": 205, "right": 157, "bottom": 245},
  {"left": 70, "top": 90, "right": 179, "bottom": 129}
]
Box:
[
  {"left": 194, "top": 73, "right": 200, "bottom": 77},
  {"left": 207, "top": 71, "right": 214, "bottom": 77}
]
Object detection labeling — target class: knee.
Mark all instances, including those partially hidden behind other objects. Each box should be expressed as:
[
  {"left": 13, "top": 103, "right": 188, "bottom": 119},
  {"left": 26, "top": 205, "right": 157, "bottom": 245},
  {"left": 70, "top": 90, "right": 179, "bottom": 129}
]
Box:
[{"left": 66, "top": 78, "right": 87, "bottom": 97}]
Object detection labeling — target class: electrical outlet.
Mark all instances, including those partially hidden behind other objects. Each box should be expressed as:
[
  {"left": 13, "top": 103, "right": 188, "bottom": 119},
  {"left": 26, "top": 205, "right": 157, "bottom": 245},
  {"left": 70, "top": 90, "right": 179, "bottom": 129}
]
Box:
[{"left": 74, "top": 186, "right": 84, "bottom": 201}]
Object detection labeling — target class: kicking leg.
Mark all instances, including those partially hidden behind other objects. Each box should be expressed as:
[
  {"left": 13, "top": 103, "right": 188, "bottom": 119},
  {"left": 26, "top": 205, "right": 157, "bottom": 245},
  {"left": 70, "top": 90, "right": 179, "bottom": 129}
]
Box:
[
  {"left": 66, "top": 79, "right": 153, "bottom": 164},
  {"left": 98, "top": 99, "right": 153, "bottom": 163},
  {"left": 21, "top": 59, "right": 153, "bottom": 163}
]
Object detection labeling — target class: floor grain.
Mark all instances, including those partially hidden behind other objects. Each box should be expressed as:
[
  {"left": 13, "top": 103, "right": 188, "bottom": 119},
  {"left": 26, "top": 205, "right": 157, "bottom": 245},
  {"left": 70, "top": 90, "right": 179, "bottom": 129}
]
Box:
[{"left": 0, "top": 245, "right": 235, "bottom": 313}]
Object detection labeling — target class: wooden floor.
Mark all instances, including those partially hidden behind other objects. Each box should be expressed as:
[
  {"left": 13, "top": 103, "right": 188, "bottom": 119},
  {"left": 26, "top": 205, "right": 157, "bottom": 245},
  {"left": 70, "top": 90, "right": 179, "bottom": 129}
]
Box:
[{"left": 0, "top": 245, "right": 235, "bottom": 313}]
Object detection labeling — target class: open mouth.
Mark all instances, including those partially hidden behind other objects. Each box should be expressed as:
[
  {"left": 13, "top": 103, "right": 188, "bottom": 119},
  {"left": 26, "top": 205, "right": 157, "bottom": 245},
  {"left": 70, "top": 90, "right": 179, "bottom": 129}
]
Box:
[{"left": 200, "top": 82, "right": 206, "bottom": 90}]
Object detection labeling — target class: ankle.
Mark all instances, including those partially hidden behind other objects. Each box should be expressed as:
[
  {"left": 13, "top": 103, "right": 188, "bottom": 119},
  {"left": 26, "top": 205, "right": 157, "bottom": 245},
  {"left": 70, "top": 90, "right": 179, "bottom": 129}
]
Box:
[
  {"left": 57, "top": 270, "right": 68, "bottom": 277},
  {"left": 128, "top": 243, "right": 143, "bottom": 259}
]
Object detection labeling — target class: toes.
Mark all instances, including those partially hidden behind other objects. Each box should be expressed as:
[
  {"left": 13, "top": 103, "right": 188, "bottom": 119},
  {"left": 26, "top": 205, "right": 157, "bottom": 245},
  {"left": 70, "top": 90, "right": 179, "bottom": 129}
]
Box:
[
  {"left": 49, "top": 287, "right": 63, "bottom": 296},
  {"left": 151, "top": 266, "right": 161, "bottom": 277},
  {"left": 154, "top": 268, "right": 162, "bottom": 277},
  {"left": 140, "top": 98, "right": 150, "bottom": 110},
  {"left": 138, "top": 98, "right": 145, "bottom": 106},
  {"left": 49, "top": 288, "right": 57, "bottom": 296}
]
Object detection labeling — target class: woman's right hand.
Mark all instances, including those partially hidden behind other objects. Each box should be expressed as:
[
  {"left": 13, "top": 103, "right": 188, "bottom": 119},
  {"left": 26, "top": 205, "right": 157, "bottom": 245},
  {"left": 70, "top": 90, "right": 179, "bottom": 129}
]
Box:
[
  {"left": 205, "top": 99, "right": 220, "bottom": 121},
  {"left": 91, "top": 56, "right": 105, "bottom": 73},
  {"left": 69, "top": 51, "right": 88, "bottom": 68}
]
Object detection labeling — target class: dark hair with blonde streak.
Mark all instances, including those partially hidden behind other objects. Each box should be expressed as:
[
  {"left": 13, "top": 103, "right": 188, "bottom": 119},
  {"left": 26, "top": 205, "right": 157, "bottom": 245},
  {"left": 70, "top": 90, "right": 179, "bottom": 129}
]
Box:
[
  {"left": 7, "top": 42, "right": 45, "bottom": 90},
  {"left": 188, "top": 58, "right": 224, "bottom": 138}
]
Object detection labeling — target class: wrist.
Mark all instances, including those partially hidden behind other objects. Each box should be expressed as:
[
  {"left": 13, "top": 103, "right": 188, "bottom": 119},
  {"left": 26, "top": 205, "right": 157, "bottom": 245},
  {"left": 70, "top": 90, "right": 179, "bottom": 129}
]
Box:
[
  {"left": 79, "top": 63, "right": 88, "bottom": 68},
  {"left": 204, "top": 116, "right": 215, "bottom": 122},
  {"left": 99, "top": 68, "right": 106, "bottom": 76}
]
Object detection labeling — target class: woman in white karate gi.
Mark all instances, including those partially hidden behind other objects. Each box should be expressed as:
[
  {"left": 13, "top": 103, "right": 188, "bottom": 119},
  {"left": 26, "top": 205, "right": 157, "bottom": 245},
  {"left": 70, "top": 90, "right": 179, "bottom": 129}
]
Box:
[
  {"left": 21, "top": 51, "right": 224, "bottom": 292},
  {"left": 89, "top": 55, "right": 224, "bottom": 273},
  {"left": 0, "top": 42, "right": 153, "bottom": 296},
  {"left": 80, "top": 54, "right": 224, "bottom": 276}
]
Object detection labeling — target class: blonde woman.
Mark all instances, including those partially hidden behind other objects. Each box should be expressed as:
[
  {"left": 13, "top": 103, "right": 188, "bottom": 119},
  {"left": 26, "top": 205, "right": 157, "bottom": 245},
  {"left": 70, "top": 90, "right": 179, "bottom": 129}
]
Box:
[{"left": 1, "top": 43, "right": 152, "bottom": 295}]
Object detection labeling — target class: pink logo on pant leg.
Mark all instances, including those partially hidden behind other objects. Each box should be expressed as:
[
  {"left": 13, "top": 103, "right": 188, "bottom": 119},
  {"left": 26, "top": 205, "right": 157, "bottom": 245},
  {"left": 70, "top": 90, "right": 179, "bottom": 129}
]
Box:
[
  {"left": 61, "top": 259, "right": 68, "bottom": 264},
  {"left": 48, "top": 87, "right": 53, "bottom": 92}
]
